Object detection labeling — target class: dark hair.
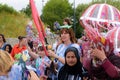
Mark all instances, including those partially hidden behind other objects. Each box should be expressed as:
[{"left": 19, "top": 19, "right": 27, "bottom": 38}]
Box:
[
  {"left": 0, "top": 34, "right": 6, "bottom": 42},
  {"left": 38, "top": 46, "right": 44, "bottom": 51},
  {"left": 38, "top": 45, "right": 47, "bottom": 51},
  {"left": 47, "top": 25, "right": 50, "bottom": 28},
  {"left": 18, "top": 36, "right": 26, "bottom": 41},
  {"left": 5, "top": 44, "right": 12, "bottom": 53},
  {"left": 64, "top": 18, "right": 71, "bottom": 25}
]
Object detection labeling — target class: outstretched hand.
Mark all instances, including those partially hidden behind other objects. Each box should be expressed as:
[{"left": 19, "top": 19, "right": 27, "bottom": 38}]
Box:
[{"left": 48, "top": 50, "right": 58, "bottom": 58}]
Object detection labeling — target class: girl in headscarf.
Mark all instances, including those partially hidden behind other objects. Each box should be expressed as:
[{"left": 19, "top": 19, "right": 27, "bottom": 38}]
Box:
[{"left": 58, "top": 47, "right": 88, "bottom": 80}]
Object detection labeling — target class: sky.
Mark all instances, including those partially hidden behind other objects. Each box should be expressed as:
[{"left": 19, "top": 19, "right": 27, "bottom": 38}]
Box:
[{"left": 0, "top": 0, "right": 92, "bottom": 15}]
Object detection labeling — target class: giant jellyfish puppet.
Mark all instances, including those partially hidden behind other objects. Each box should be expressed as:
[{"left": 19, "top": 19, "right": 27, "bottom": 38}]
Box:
[
  {"left": 80, "top": 3, "right": 120, "bottom": 56},
  {"left": 80, "top": 3, "right": 120, "bottom": 32},
  {"left": 106, "top": 27, "right": 120, "bottom": 55}
]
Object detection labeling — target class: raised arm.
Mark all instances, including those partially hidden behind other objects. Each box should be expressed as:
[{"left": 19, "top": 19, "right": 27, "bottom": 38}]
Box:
[
  {"left": 92, "top": 48, "right": 120, "bottom": 78},
  {"left": 48, "top": 50, "right": 65, "bottom": 64},
  {"left": 27, "top": 46, "right": 39, "bottom": 59}
]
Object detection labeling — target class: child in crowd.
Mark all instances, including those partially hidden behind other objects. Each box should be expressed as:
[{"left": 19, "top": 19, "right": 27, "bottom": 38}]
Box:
[
  {"left": 35, "top": 44, "right": 51, "bottom": 79},
  {"left": 4, "top": 44, "right": 12, "bottom": 53}
]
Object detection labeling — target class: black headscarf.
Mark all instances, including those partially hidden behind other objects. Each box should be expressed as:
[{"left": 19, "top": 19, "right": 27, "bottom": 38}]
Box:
[{"left": 58, "top": 47, "right": 83, "bottom": 80}]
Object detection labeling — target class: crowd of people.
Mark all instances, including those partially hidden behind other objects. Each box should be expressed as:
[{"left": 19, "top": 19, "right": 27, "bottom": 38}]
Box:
[{"left": 0, "top": 18, "right": 120, "bottom": 80}]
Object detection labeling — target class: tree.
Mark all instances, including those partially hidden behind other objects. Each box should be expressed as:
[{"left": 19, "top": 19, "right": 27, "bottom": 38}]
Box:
[
  {"left": 75, "top": 4, "right": 89, "bottom": 38},
  {"left": 0, "top": 4, "right": 18, "bottom": 14},
  {"left": 20, "top": 4, "right": 31, "bottom": 17},
  {"left": 41, "top": 0, "right": 73, "bottom": 31}
]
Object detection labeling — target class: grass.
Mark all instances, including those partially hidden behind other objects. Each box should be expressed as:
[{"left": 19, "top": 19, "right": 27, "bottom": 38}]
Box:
[{"left": 0, "top": 11, "right": 29, "bottom": 38}]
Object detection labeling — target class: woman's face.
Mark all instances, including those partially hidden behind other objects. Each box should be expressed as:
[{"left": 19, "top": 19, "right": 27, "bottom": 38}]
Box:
[
  {"left": 33, "top": 42, "right": 38, "bottom": 47},
  {"left": 63, "top": 21, "right": 67, "bottom": 25},
  {"left": 0, "top": 36, "right": 3, "bottom": 42},
  {"left": 5, "top": 46, "right": 10, "bottom": 52},
  {"left": 61, "top": 31, "right": 70, "bottom": 42},
  {"left": 20, "top": 38, "right": 28, "bottom": 46},
  {"left": 37, "top": 50, "right": 45, "bottom": 57},
  {"left": 66, "top": 51, "right": 77, "bottom": 66}
]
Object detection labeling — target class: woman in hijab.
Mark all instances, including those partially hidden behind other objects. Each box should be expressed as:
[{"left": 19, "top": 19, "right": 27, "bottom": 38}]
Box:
[{"left": 58, "top": 47, "right": 88, "bottom": 80}]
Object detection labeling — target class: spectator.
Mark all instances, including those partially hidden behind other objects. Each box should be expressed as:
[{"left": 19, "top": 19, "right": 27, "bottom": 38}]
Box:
[
  {"left": 0, "top": 50, "right": 22, "bottom": 80},
  {"left": 84, "top": 42, "right": 120, "bottom": 79},
  {"left": 54, "top": 21, "right": 60, "bottom": 31},
  {"left": 60, "top": 18, "right": 72, "bottom": 29},
  {"left": 0, "top": 34, "right": 7, "bottom": 50},
  {"left": 52, "top": 35, "right": 62, "bottom": 52},
  {"left": 26, "top": 35, "right": 33, "bottom": 50},
  {"left": 48, "top": 18, "right": 80, "bottom": 73},
  {"left": 58, "top": 47, "right": 89, "bottom": 80},
  {"left": 26, "top": 20, "right": 34, "bottom": 38},
  {"left": 4, "top": 44, "right": 12, "bottom": 53},
  {"left": 11, "top": 36, "right": 27, "bottom": 59},
  {"left": 35, "top": 44, "right": 51, "bottom": 78},
  {"left": 77, "top": 38, "right": 83, "bottom": 49},
  {"left": 0, "top": 50, "right": 40, "bottom": 80},
  {"left": 63, "top": 17, "right": 71, "bottom": 26},
  {"left": 46, "top": 25, "right": 54, "bottom": 38}
]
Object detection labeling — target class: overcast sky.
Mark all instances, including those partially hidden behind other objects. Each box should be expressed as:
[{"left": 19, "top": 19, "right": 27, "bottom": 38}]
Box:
[{"left": 0, "top": 0, "right": 92, "bottom": 15}]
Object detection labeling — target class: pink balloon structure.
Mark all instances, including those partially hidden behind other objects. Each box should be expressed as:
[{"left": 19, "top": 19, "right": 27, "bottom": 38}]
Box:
[
  {"left": 80, "top": 3, "right": 120, "bottom": 55},
  {"left": 106, "top": 27, "right": 120, "bottom": 54},
  {"left": 80, "top": 3, "right": 120, "bottom": 31}
]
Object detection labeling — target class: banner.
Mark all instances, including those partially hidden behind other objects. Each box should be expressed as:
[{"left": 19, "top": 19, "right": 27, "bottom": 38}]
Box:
[{"left": 30, "top": 0, "right": 48, "bottom": 56}]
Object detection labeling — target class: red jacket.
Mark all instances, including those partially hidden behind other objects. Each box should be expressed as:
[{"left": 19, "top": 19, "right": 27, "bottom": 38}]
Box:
[{"left": 11, "top": 44, "right": 27, "bottom": 59}]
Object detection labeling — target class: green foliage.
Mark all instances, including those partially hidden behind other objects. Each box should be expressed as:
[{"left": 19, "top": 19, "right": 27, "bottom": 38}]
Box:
[
  {"left": 0, "top": 11, "right": 28, "bottom": 38},
  {"left": 42, "top": 0, "right": 73, "bottom": 31},
  {"left": 1, "top": 0, "right": 120, "bottom": 39},
  {"left": 0, "top": 3, "right": 30, "bottom": 38},
  {"left": 75, "top": 4, "right": 89, "bottom": 38},
  {"left": 20, "top": 4, "right": 32, "bottom": 17},
  {"left": 0, "top": 4, "right": 18, "bottom": 15},
  {"left": 91, "top": 0, "right": 120, "bottom": 10}
]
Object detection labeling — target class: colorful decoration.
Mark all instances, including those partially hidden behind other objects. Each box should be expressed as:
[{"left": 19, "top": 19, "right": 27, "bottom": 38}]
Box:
[
  {"left": 80, "top": 3, "right": 120, "bottom": 31},
  {"left": 14, "top": 53, "right": 22, "bottom": 60},
  {"left": 80, "top": 3, "right": 120, "bottom": 56},
  {"left": 106, "top": 27, "right": 120, "bottom": 54},
  {"left": 60, "top": 25, "right": 72, "bottom": 29},
  {"left": 47, "top": 44, "right": 52, "bottom": 50}
]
